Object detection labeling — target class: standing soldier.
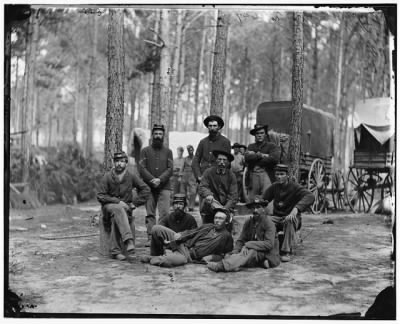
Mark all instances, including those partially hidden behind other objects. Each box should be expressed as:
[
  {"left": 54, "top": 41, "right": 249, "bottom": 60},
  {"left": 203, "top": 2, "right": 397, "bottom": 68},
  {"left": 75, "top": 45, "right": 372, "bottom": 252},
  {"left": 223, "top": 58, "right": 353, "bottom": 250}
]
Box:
[
  {"left": 245, "top": 124, "right": 281, "bottom": 201},
  {"left": 139, "top": 124, "right": 173, "bottom": 246},
  {"left": 97, "top": 151, "right": 151, "bottom": 261},
  {"left": 180, "top": 145, "right": 197, "bottom": 211},
  {"left": 192, "top": 115, "right": 231, "bottom": 184},
  {"left": 172, "top": 146, "right": 184, "bottom": 196},
  {"left": 231, "top": 143, "right": 245, "bottom": 203}
]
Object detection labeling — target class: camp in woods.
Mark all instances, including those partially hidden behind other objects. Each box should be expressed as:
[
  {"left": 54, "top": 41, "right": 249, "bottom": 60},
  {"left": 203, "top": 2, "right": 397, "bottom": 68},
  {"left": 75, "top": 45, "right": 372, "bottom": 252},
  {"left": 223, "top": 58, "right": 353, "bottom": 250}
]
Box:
[{"left": 5, "top": 4, "right": 395, "bottom": 318}]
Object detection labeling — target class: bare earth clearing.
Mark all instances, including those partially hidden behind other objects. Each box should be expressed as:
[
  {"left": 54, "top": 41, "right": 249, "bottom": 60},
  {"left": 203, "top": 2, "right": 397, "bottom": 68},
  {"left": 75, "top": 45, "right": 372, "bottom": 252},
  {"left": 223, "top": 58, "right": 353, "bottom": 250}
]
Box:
[{"left": 8, "top": 202, "right": 393, "bottom": 317}]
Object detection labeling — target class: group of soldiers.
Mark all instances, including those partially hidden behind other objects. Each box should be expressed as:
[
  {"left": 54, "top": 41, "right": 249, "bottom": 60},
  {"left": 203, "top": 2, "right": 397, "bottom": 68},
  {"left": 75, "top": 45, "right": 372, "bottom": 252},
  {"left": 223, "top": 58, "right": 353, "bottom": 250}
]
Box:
[{"left": 97, "top": 115, "right": 315, "bottom": 272}]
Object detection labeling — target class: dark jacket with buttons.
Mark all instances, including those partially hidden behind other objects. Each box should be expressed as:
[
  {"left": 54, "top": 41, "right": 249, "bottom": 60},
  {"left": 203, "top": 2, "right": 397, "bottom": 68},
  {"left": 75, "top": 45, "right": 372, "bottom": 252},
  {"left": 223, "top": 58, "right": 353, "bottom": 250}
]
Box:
[
  {"left": 233, "top": 213, "right": 280, "bottom": 267},
  {"left": 198, "top": 166, "right": 238, "bottom": 211},
  {"left": 138, "top": 144, "right": 173, "bottom": 191},
  {"left": 97, "top": 169, "right": 150, "bottom": 206},
  {"left": 192, "top": 133, "right": 231, "bottom": 181}
]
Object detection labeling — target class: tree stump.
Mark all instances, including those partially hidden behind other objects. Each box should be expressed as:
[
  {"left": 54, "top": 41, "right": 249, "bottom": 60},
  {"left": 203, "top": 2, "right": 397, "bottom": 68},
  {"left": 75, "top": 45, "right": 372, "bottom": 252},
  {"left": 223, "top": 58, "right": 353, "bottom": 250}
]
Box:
[
  {"left": 99, "top": 208, "right": 135, "bottom": 257},
  {"left": 99, "top": 210, "right": 112, "bottom": 257}
]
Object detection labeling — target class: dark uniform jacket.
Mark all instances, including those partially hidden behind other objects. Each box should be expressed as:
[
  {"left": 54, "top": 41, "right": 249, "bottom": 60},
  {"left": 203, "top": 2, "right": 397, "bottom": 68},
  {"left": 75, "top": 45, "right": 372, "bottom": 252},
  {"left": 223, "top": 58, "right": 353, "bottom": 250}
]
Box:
[
  {"left": 97, "top": 169, "right": 150, "bottom": 206},
  {"left": 262, "top": 181, "right": 315, "bottom": 217},
  {"left": 159, "top": 211, "right": 198, "bottom": 233},
  {"left": 169, "top": 224, "right": 233, "bottom": 260},
  {"left": 233, "top": 214, "right": 280, "bottom": 267},
  {"left": 192, "top": 133, "right": 231, "bottom": 181},
  {"left": 138, "top": 145, "right": 173, "bottom": 191},
  {"left": 245, "top": 141, "right": 281, "bottom": 181},
  {"left": 198, "top": 166, "right": 238, "bottom": 211}
]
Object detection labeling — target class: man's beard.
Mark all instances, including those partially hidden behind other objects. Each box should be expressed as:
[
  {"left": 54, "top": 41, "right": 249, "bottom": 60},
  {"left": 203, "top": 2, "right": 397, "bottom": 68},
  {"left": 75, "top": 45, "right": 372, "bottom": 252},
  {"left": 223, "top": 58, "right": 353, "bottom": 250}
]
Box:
[
  {"left": 152, "top": 137, "right": 163, "bottom": 148},
  {"left": 174, "top": 209, "right": 185, "bottom": 219},
  {"left": 115, "top": 165, "right": 126, "bottom": 174},
  {"left": 209, "top": 129, "right": 218, "bottom": 137},
  {"left": 216, "top": 165, "right": 226, "bottom": 174}
]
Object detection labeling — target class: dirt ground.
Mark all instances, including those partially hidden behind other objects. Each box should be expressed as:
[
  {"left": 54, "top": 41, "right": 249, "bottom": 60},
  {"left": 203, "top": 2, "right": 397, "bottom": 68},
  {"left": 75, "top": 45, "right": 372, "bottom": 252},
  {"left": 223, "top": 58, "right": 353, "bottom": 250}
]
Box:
[{"left": 7, "top": 202, "right": 394, "bottom": 317}]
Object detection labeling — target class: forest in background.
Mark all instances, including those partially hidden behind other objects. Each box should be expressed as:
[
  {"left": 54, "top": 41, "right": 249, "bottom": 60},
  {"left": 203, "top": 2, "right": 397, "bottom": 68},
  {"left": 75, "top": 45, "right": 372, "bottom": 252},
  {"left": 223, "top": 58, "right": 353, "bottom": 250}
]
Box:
[{"left": 7, "top": 5, "right": 393, "bottom": 205}]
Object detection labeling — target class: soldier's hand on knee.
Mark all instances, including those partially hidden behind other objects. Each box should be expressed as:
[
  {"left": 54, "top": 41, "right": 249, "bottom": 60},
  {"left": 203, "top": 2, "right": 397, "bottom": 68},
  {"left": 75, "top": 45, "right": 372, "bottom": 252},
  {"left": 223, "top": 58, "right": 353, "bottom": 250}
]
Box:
[
  {"left": 119, "top": 201, "right": 130, "bottom": 210},
  {"left": 241, "top": 247, "right": 250, "bottom": 256}
]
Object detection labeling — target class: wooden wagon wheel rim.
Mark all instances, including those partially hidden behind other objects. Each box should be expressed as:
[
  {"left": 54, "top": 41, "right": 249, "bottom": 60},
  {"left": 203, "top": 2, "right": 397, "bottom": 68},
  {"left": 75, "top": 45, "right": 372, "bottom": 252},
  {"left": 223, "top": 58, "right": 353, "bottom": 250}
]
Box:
[
  {"left": 345, "top": 168, "right": 375, "bottom": 213},
  {"left": 381, "top": 172, "right": 393, "bottom": 200},
  {"left": 307, "top": 159, "right": 326, "bottom": 214},
  {"left": 331, "top": 170, "right": 345, "bottom": 210}
]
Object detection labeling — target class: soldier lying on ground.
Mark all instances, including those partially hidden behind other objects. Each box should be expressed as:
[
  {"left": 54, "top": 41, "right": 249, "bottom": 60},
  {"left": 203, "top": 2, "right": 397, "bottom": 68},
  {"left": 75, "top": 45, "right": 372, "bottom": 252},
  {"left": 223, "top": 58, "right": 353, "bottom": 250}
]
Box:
[
  {"left": 140, "top": 208, "right": 233, "bottom": 267},
  {"left": 206, "top": 198, "right": 280, "bottom": 272},
  {"left": 97, "top": 151, "right": 150, "bottom": 261},
  {"left": 261, "top": 164, "right": 315, "bottom": 262},
  {"left": 159, "top": 193, "right": 198, "bottom": 233}
]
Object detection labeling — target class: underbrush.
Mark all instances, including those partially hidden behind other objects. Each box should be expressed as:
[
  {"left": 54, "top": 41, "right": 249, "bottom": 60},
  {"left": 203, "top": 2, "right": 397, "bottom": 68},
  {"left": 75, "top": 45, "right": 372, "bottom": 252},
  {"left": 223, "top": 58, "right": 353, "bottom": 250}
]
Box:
[{"left": 11, "top": 143, "right": 104, "bottom": 205}]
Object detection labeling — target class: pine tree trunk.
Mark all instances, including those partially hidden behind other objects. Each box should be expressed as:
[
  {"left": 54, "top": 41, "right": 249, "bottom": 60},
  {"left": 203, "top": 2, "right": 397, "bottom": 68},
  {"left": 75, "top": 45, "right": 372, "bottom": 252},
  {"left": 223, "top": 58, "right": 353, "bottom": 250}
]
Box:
[
  {"left": 127, "top": 81, "right": 136, "bottom": 156},
  {"left": 12, "top": 56, "right": 19, "bottom": 133},
  {"left": 21, "top": 9, "right": 39, "bottom": 182},
  {"left": 86, "top": 14, "right": 98, "bottom": 158},
  {"left": 223, "top": 32, "right": 232, "bottom": 137},
  {"left": 334, "top": 15, "right": 345, "bottom": 172},
  {"left": 159, "top": 9, "right": 171, "bottom": 147},
  {"left": 104, "top": 9, "right": 125, "bottom": 171},
  {"left": 210, "top": 10, "right": 229, "bottom": 117},
  {"left": 194, "top": 16, "right": 206, "bottom": 132},
  {"left": 169, "top": 9, "right": 183, "bottom": 132},
  {"left": 288, "top": 12, "right": 304, "bottom": 181},
  {"left": 150, "top": 15, "right": 161, "bottom": 128},
  {"left": 72, "top": 68, "right": 79, "bottom": 145}
]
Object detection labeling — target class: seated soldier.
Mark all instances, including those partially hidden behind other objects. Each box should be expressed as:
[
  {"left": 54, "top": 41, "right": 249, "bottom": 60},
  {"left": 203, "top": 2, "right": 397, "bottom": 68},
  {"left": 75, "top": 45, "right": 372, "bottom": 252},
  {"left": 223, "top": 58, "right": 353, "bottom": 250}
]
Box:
[
  {"left": 198, "top": 150, "right": 238, "bottom": 225},
  {"left": 206, "top": 198, "right": 280, "bottom": 272},
  {"left": 97, "top": 151, "right": 151, "bottom": 261},
  {"left": 261, "top": 164, "right": 315, "bottom": 262},
  {"left": 159, "top": 193, "right": 198, "bottom": 233},
  {"left": 140, "top": 208, "right": 233, "bottom": 268}
]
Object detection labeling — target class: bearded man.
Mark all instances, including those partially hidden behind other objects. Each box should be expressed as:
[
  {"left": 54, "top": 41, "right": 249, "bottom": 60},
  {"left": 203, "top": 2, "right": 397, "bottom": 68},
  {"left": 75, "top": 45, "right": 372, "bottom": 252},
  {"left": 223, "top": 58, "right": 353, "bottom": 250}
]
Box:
[
  {"left": 192, "top": 115, "right": 231, "bottom": 184},
  {"left": 159, "top": 193, "right": 198, "bottom": 232},
  {"left": 198, "top": 150, "right": 238, "bottom": 225},
  {"left": 97, "top": 151, "right": 150, "bottom": 261},
  {"left": 139, "top": 124, "right": 173, "bottom": 246}
]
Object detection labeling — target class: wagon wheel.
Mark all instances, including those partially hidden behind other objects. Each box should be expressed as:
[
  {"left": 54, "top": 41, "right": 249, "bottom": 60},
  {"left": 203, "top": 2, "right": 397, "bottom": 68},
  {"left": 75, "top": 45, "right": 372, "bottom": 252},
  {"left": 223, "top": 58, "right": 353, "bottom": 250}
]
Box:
[
  {"left": 307, "top": 159, "right": 327, "bottom": 214},
  {"left": 331, "top": 170, "right": 346, "bottom": 210},
  {"left": 345, "top": 168, "right": 375, "bottom": 213},
  {"left": 381, "top": 171, "right": 393, "bottom": 200}
]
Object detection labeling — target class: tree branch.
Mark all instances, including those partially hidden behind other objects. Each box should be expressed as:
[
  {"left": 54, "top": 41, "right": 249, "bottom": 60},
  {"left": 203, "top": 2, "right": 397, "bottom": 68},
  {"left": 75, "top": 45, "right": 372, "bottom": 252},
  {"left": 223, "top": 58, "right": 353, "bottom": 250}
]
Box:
[{"left": 143, "top": 39, "right": 164, "bottom": 48}]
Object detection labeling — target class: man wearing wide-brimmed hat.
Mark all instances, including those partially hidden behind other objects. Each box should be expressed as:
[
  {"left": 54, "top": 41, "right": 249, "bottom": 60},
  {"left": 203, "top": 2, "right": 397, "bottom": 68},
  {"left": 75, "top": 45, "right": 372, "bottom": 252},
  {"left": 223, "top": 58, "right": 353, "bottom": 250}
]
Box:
[
  {"left": 97, "top": 151, "right": 151, "bottom": 261},
  {"left": 261, "top": 164, "right": 314, "bottom": 262},
  {"left": 198, "top": 150, "right": 238, "bottom": 225},
  {"left": 245, "top": 124, "right": 281, "bottom": 201},
  {"left": 159, "top": 193, "right": 198, "bottom": 233},
  {"left": 231, "top": 142, "right": 245, "bottom": 203},
  {"left": 192, "top": 115, "right": 231, "bottom": 184},
  {"left": 139, "top": 124, "right": 173, "bottom": 246},
  {"left": 207, "top": 198, "right": 280, "bottom": 272}
]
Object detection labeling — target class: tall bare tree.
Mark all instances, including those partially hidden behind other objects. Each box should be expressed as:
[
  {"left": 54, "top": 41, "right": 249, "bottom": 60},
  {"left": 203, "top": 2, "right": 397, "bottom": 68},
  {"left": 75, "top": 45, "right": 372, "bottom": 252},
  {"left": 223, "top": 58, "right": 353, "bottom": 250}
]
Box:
[
  {"left": 210, "top": 10, "right": 229, "bottom": 117},
  {"left": 104, "top": 9, "right": 125, "bottom": 170},
  {"left": 288, "top": 12, "right": 304, "bottom": 181},
  {"left": 159, "top": 9, "right": 171, "bottom": 146},
  {"left": 85, "top": 14, "right": 98, "bottom": 158},
  {"left": 21, "top": 9, "right": 39, "bottom": 182},
  {"left": 149, "top": 13, "right": 161, "bottom": 129},
  {"left": 169, "top": 9, "right": 183, "bottom": 131}
]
